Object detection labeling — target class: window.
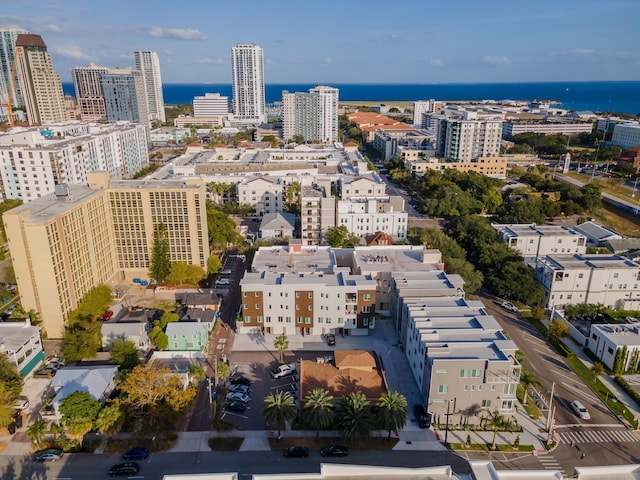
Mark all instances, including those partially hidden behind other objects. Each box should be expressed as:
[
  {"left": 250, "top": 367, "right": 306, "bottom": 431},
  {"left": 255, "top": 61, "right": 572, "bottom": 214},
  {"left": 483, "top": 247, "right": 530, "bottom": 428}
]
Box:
[
  {"left": 438, "top": 385, "right": 448, "bottom": 393},
  {"left": 338, "top": 317, "right": 343, "bottom": 324},
  {"left": 503, "top": 384, "right": 515, "bottom": 395},
  {"left": 459, "top": 369, "right": 469, "bottom": 378},
  {"left": 255, "top": 304, "right": 260, "bottom": 309},
  {"left": 435, "top": 369, "right": 447, "bottom": 374},
  {"left": 318, "top": 317, "right": 323, "bottom": 323},
  {"left": 363, "top": 293, "right": 372, "bottom": 300},
  {"left": 286, "top": 317, "right": 292, "bottom": 323},
  {"left": 305, "top": 317, "right": 312, "bottom": 324},
  {"left": 255, "top": 292, "right": 259, "bottom": 297},
  {"left": 308, "top": 292, "right": 313, "bottom": 298},
  {"left": 608, "top": 347, "right": 614, "bottom": 354},
  {"left": 257, "top": 316, "right": 263, "bottom": 323},
  {"left": 471, "top": 369, "right": 481, "bottom": 378},
  {"left": 592, "top": 334, "right": 597, "bottom": 340},
  {"left": 482, "top": 400, "right": 491, "bottom": 408},
  {"left": 296, "top": 292, "right": 300, "bottom": 298},
  {"left": 244, "top": 304, "right": 249, "bottom": 309},
  {"left": 463, "top": 385, "right": 468, "bottom": 391},
  {"left": 326, "top": 317, "right": 331, "bottom": 323}
]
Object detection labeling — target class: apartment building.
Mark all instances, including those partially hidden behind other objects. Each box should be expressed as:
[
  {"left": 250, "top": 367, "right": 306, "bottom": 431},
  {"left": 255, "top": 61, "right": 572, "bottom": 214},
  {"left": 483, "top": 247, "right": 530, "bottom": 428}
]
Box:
[
  {"left": 436, "top": 110, "right": 503, "bottom": 162},
  {"left": 14, "top": 34, "right": 66, "bottom": 125},
  {"left": 101, "top": 68, "right": 150, "bottom": 129},
  {"left": 493, "top": 223, "right": 587, "bottom": 259},
  {"left": 3, "top": 172, "right": 208, "bottom": 337},
  {"left": 300, "top": 184, "right": 335, "bottom": 245},
  {"left": 282, "top": 86, "right": 339, "bottom": 142},
  {"left": 134, "top": 50, "right": 165, "bottom": 123},
  {"left": 0, "top": 122, "right": 149, "bottom": 201},
  {"left": 236, "top": 176, "right": 283, "bottom": 215},
  {"left": 71, "top": 63, "right": 109, "bottom": 121},
  {"left": 413, "top": 100, "right": 439, "bottom": 128},
  {"left": 193, "top": 93, "right": 229, "bottom": 117},
  {"left": 340, "top": 176, "right": 386, "bottom": 199},
  {"left": 588, "top": 323, "right": 640, "bottom": 372},
  {"left": 0, "top": 322, "right": 45, "bottom": 377},
  {"left": 533, "top": 254, "right": 640, "bottom": 310},
  {"left": 611, "top": 122, "right": 640, "bottom": 149},
  {"left": 336, "top": 197, "right": 407, "bottom": 241},
  {"left": 0, "top": 25, "right": 28, "bottom": 110},
  {"left": 502, "top": 120, "right": 594, "bottom": 138},
  {"left": 346, "top": 112, "right": 412, "bottom": 143},
  {"left": 231, "top": 43, "right": 266, "bottom": 124},
  {"left": 404, "top": 155, "right": 508, "bottom": 177}
]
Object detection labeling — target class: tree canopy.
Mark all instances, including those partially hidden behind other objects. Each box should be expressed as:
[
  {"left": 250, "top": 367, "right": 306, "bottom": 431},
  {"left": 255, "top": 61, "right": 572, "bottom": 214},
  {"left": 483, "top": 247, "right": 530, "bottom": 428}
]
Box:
[
  {"left": 150, "top": 222, "right": 171, "bottom": 282},
  {"left": 324, "top": 226, "right": 361, "bottom": 248}
]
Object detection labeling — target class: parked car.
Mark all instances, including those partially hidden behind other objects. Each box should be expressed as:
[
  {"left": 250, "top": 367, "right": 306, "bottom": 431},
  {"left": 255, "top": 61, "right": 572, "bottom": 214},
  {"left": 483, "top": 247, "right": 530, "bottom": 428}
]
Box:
[
  {"left": 109, "top": 462, "right": 140, "bottom": 477},
  {"left": 326, "top": 333, "right": 336, "bottom": 346},
  {"left": 230, "top": 374, "right": 252, "bottom": 386},
  {"left": 34, "top": 367, "right": 56, "bottom": 379},
  {"left": 270, "top": 363, "right": 297, "bottom": 379},
  {"left": 229, "top": 384, "right": 250, "bottom": 394},
  {"left": 215, "top": 278, "right": 231, "bottom": 286},
  {"left": 413, "top": 404, "right": 431, "bottom": 428},
  {"left": 283, "top": 446, "right": 309, "bottom": 458},
  {"left": 320, "top": 444, "right": 349, "bottom": 457},
  {"left": 500, "top": 301, "right": 519, "bottom": 313},
  {"left": 571, "top": 400, "right": 590, "bottom": 420},
  {"left": 122, "top": 447, "right": 149, "bottom": 460},
  {"left": 220, "top": 269, "right": 233, "bottom": 275},
  {"left": 14, "top": 396, "right": 29, "bottom": 411},
  {"left": 101, "top": 309, "right": 114, "bottom": 321},
  {"left": 33, "top": 448, "right": 64, "bottom": 462},
  {"left": 225, "top": 392, "right": 250, "bottom": 403},
  {"left": 223, "top": 400, "right": 247, "bottom": 413}
]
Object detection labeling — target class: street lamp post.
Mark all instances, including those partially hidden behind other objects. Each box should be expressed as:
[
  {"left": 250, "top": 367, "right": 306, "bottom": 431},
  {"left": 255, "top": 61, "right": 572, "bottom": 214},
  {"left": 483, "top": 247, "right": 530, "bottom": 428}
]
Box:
[
  {"left": 590, "top": 141, "right": 602, "bottom": 183},
  {"left": 444, "top": 397, "right": 456, "bottom": 446}
]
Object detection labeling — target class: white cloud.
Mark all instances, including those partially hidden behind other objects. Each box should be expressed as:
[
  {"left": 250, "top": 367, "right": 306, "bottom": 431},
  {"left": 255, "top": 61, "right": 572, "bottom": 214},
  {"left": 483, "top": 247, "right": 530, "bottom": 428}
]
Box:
[
  {"left": 197, "top": 56, "right": 224, "bottom": 65},
  {"left": 51, "top": 44, "right": 90, "bottom": 61},
  {"left": 149, "top": 27, "right": 206, "bottom": 41},
  {"left": 388, "top": 34, "right": 400, "bottom": 40},
  {"left": 429, "top": 58, "right": 444, "bottom": 66},
  {"left": 482, "top": 55, "right": 510, "bottom": 65},
  {"left": 570, "top": 49, "right": 595, "bottom": 55},
  {"left": 39, "top": 23, "right": 63, "bottom": 34},
  {"left": 323, "top": 58, "right": 333, "bottom": 64}
]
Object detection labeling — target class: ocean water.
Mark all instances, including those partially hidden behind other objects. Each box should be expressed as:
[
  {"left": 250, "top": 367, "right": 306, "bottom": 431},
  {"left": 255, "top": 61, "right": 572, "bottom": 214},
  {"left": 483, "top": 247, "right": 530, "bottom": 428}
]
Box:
[{"left": 62, "top": 81, "right": 640, "bottom": 115}]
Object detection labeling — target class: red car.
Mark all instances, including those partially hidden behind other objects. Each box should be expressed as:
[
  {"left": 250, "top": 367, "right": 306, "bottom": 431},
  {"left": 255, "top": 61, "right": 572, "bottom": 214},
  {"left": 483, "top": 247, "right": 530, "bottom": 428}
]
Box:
[{"left": 101, "top": 310, "right": 114, "bottom": 321}]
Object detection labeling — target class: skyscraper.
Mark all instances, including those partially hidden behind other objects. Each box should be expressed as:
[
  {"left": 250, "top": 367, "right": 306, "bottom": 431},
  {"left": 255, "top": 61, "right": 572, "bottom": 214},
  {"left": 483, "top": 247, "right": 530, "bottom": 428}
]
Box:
[
  {"left": 134, "top": 50, "right": 165, "bottom": 123},
  {"left": 282, "top": 86, "right": 338, "bottom": 142},
  {"left": 100, "top": 68, "right": 149, "bottom": 129},
  {"left": 14, "top": 34, "right": 66, "bottom": 125},
  {"left": 231, "top": 43, "right": 266, "bottom": 124},
  {"left": 0, "top": 25, "right": 28, "bottom": 110},
  {"left": 71, "top": 63, "right": 109, "bottom": 121}
]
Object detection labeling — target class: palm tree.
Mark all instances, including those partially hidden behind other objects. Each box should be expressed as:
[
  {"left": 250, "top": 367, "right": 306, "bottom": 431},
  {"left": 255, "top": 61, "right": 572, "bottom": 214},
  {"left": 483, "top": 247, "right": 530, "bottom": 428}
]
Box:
[
  {"left": 262, "top": 391, "right": 296, "bottom": 438},
  {"left": 376, "top": 391, "right": 408, "bottom": 440},
  {"left": 303, "top": 388, "right": 334, "bottom": 437},
  {"left": 273, "top": 333, "right": 289, "bottom": 363},
  {"left": 26, "top": 419, "right": 47, "bottom": 448},
  {"left": 335, "top": 392, "right": 372, "bottom": 443},
  {"left": 94, "top": 402, "right": 125, "bottom": 436},
  {"left": 519, "top": 370, "right": 542, "bottom": 406},
  {"left": 486, "top": 410, "right": 507, "bottom": 451}
]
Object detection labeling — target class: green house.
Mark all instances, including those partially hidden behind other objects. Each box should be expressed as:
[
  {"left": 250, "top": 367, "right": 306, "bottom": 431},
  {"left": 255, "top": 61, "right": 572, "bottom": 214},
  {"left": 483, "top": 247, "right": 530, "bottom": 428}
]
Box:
[{"left": 165, "top": 322, "right": 212, "bottom": 351}]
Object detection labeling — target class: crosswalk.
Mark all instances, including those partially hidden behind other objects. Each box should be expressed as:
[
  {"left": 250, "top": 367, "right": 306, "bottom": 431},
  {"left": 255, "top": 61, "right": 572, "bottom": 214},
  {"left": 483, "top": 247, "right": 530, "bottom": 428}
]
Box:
[
  {"left": 538, "top": 455, "right": 564, "bottom": 473},
  {"left": 556, "top": 429, "right": 640, "bottom": 444}
]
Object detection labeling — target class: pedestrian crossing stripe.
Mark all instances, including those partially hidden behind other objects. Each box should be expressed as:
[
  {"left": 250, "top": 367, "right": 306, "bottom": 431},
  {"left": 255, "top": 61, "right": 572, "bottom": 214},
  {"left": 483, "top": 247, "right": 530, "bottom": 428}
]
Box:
[{"left": 557, "top": 430, "right": 640, "bottom": 444}]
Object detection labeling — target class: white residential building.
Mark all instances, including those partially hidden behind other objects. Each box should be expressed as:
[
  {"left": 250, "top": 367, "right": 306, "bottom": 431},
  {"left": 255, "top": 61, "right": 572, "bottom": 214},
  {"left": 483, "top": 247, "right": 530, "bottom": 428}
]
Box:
[
  {"left": 0, "top": 122, "right": 149, "bottom": 201},
  {"left": 612, "top": 122, "right": 640, "bottom": 149},
  {"left": 503, "top": 121, "right": 594, "bottom": 137},
  {"left": 301, "top": 184, "right": 335, "bottom": 246},
  {"left": 134, "top": 50, "right": 165, "bottom": 123},
  {"left": 283, "top": 86, "right": 339, "bottom": 142},
  {"left": 0, "top": 322, "right": 45, "bottom": 377},
  {"left": 588, "top": 323, "right": 640, "bottom": 372},
  {"left": 101, "top": 68, "right": 150, "bottom": 129},
  {"left": 193, "top": 93, "right": 229, "bottom": 117},
  {"left": 237, "top": 176, "right": 283, "bottom": 215},
  {"left": 534, "top": 254, "right": 640, "bottom": 310},
  {"left": 71, "top": 63, "right": 109, "bottom": 121},
  {"left": 340, "top": 176, "right": 386, "bottom": 199},
  {"left": 413, "top": 100, "right": 437, "bottom": 128},
  {"left": 336, "top": 197, "right": 407, "bottom": 241},
  {"left": 231, "top": 43, "right": 266, "bottom": 124},
  {"left": 436, "top": 110, "right": 503, "bottom": 161},
  {"left": 0, "top": 25, "right": 28, "bottom": 110},
  {"left": 493, "top": 223, "right": 588, "bottom": 259}
]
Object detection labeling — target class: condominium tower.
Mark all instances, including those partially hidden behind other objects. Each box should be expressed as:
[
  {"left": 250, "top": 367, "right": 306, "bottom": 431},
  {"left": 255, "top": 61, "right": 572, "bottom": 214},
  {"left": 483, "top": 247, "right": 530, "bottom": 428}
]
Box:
[
  {"left": 14, "top": 34, "right": 66, "bottom": 125},
  {"left": 231, "top": 43, "right": 266, "bottom": 124},
  {"left": 100, "top": 68, "right": 150, "bottom": 129},
  {"left": 436, "top": 110, "right": 503, "bottom": 162},
  {"left": 282, "top": 86, "right": 339, "bottom": 142},
  {"left": 134, "top": 50, "right": 166, "bottom": 123},
  {"left": 0, "top": 25, "right": 28, "bottom": 110},
  {"left": 4, "top": 172, "right": 209, "bottom": 337},
  {"left": 71, "top": 63, "right": 109, "bottom": 121},
  {"left": 193, "top": 93, "right": 229, "bottom": 117}
]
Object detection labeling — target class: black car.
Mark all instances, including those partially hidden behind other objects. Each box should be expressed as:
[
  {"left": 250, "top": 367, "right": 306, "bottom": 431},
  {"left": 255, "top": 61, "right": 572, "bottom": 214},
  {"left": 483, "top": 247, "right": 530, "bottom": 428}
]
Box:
[
  {"left": 109, "top": 462, "right": 140, "bottom": 477},
  {"left": 413, "top": 404, "right": 431, "bottom": 428},
  {"left": 230, "top": 374, "right": 252, "bottom": 387},
  {"left": 320, "top": 444, "right": 348, "bottom": 457},
  {"left": 283, "top": 446, "right": 309, "bottom": 458},
  {"left": 122, "top": 447, "right": 149, "bottom": 460},
  {"left": 223, "top": 400, "right": 247, "bottom": 413},
  {"left": 34, "top": 367, "right": 56, "bottom": 379},
  {"left": 326, "top": 333, "right": 336, "bottom": 346}
]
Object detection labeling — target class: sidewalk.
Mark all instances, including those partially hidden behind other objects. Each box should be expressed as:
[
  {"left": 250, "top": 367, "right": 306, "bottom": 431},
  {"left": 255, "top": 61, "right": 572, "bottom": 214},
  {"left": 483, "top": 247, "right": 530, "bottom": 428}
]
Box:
[{"left": 561, "top": 336, "right": 640, "bottom": 427}]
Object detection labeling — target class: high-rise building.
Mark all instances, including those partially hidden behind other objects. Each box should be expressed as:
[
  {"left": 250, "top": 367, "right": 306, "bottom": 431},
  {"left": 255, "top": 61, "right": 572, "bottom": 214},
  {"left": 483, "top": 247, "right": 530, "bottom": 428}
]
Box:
[
  {"left": 413, "top": 100, "right": 436, "bottom": 128},
  {"left": 231, "top": 43, "right": 266, "bottom": 124},
  {"left": 0, "top": 25, "right": 28, "bottom": 110},
  {"left": 134, "top": 50, "right": 165, "bottom": 123},
  {"left": 71, "top": 63, "right": 109, "bottom": 121},
  {"left": 435, "top": 110, "right": 503, "bottom": 162},
  {"left": 282, "top": 85, "right": 339, "bottom": 142},
  {"left": 100, "top": 68, "right": 150, "bottom": 129},
  {"left": 14, "top": 34, "right": 66, "bottom": 125},
  {"left": 4, "top": 172, "right": 209, "bottom": 337},
  {"left": 193, "top": 93, "right": 229, "bottom": 117}
]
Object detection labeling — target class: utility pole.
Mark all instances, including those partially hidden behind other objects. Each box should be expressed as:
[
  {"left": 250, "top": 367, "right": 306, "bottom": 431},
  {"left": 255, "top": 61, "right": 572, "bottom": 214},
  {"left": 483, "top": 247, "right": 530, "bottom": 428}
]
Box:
[
  {"left": 546, "top": 382, "right": 556, "bottom": 431},
  {"left": 444, "top": 397, "right": 456, "bottom": 445}
]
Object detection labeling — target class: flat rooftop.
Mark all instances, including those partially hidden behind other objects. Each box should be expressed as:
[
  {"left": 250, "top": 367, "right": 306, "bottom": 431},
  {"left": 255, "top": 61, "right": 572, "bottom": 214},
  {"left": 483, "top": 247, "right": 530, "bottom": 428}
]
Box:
[
  {"left": 539, "top": 254, "right": 639, "bottom": 270},
  {"left": 241, "top": 271, "right": 376, "bottom": 288},
  {"left": 591, "top": 324, "right": 640, "bottom": 347},
  {"left": 251, "top": 246, "right": 334, "bottom": 274},
  {"left": 0, "top": 324, "right": 40, "bottom": 351},
  {"left": 493, "top": 223, "right": 583, "bottom": 238},
  {"left": 352, "top": 246, "right": 442, "bottom": 273},
  {"left": 426, "top": 339, "right": 516, "bottom": 361}
]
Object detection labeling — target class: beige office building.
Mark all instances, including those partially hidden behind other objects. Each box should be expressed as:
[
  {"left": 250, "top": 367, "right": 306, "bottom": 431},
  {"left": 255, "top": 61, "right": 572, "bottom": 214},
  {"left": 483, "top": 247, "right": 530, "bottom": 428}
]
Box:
[{"left": 4, "top": 172, "right": 208, "bottom": 337}]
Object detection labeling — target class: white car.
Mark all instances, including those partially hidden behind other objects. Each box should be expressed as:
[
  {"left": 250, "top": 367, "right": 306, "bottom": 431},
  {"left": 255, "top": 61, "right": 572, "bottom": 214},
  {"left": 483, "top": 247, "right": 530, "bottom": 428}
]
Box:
[
  {"left": 226, "top": 392, "right": 250, "bottom": 403},
  {"left": 571, "top": 400, "right": 590, "bottom": 420},
  {"left": 14, "top": 397, "right": 29, "bottom": 411},
  {"left": 270, "top": 363, "right": 297, "bottom": 379},
  {"left": 220, "top": 269, "right": 233, "bottom": 275},
  {"left": 501, "top": 301, "right": 519, "bottom": 313},
  {"left": 215, "top": 278, "right": 231, "bottom": 286}
]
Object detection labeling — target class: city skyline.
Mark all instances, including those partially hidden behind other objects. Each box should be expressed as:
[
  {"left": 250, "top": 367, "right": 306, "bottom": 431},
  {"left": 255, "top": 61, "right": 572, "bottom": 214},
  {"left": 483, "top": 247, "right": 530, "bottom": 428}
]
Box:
[{"left": 1, "top": 0, "right": 639, "bottom": 85}]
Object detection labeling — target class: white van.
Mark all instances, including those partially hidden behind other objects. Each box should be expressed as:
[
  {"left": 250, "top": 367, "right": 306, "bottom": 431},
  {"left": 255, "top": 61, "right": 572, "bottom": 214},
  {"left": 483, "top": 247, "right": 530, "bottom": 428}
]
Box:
[
  {"left": 270, "top": 363, "right": 297, "bottom": 379},
  {"left": 571, "top": 400, "right": 590, "bottom": 420}
]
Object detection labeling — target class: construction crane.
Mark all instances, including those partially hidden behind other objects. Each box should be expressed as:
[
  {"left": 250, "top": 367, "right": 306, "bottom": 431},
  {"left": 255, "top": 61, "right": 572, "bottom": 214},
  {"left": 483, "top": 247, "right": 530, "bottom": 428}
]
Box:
[{"left": 0, "top": 55, "right": 18, "bottom": 127}]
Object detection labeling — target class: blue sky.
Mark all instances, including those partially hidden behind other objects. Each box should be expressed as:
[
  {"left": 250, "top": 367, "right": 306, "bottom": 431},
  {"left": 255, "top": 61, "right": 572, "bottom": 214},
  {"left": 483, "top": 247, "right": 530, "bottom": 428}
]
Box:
[{"left": 2, "top": 0, "right": 639, "bottom": 84}]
